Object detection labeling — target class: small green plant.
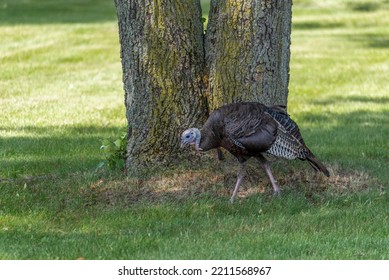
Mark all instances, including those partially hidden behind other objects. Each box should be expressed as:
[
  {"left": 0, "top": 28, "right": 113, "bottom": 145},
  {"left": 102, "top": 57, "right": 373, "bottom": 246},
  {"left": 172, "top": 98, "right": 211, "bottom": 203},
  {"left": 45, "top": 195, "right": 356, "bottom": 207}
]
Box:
[{"left": 99, "top": 131, "right": 127, "bottom": 170}]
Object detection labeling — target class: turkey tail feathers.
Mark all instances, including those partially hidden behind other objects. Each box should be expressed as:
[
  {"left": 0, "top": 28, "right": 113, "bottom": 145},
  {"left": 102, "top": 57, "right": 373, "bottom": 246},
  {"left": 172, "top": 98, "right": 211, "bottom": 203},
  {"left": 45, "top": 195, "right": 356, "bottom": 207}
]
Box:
[{"left": 306, "top": 154, "right": 330, "bottom": 177}]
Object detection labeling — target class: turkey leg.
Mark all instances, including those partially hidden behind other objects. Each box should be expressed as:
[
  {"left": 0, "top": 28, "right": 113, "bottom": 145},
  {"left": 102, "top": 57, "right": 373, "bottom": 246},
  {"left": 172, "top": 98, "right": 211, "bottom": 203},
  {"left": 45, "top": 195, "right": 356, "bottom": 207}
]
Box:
[
  {"left": 230, "top": 162, "right": 246, "bottom": 203},
  {"left": 262, "top": 161, "right": 281, "bottom": 195}
]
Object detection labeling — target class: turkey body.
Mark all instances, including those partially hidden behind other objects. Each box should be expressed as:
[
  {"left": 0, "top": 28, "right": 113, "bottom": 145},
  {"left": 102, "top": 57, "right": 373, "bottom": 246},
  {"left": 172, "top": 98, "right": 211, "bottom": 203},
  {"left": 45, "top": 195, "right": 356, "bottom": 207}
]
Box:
[{"left": 181, "top": 102, "right": 330, "bottom": 202}]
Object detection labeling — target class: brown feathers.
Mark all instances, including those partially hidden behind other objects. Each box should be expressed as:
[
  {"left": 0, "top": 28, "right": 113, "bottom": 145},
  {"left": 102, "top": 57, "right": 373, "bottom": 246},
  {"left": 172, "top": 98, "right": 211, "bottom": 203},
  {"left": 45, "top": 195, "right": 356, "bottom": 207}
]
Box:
[{"left": 199, "top": 102, "right": 329, "bottom": 176}]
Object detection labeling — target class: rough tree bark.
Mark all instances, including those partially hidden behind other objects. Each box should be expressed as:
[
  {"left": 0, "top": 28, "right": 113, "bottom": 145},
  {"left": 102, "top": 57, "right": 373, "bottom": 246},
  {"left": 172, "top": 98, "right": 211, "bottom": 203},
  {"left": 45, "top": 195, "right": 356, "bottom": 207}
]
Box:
[
  {"left": 115, "top": 0, "right": 292, "bottom": 170},
  {"left": 205, "top": 0, "right": 292, "bottom": 110},
  {"left": 114, "top": 0, "right": 208, "bottom": 169}
]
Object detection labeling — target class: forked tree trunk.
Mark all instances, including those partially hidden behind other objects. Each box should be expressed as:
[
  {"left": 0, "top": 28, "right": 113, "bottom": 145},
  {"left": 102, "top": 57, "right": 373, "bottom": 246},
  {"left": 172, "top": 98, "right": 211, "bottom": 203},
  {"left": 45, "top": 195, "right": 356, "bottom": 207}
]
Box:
[
  {"left": 115, "top": 0, "right": 292, "bottom": 171},
  {"left": 114, "top": 0, "right": 208, "bottom": 170},
  {"left": 205, "top": 0, "right": 292, "bottom": 110}
]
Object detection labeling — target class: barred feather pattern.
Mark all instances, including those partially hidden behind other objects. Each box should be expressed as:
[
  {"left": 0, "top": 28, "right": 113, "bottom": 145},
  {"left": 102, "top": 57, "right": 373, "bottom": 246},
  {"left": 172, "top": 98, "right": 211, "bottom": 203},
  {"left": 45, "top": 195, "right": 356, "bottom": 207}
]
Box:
[
  {"left": 265, "top": 131, "right": 307, "bottom": 160},
  {"left": 264, "top": 108, "right": 309, "bottom": 160}
]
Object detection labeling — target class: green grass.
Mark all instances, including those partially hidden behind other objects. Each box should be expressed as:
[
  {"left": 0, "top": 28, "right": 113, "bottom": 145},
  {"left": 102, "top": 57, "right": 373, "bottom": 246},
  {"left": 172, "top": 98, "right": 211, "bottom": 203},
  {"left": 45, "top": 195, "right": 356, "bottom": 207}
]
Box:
[
  {"left": 0, "top": 172, "right": 387, "bottom": 259},
  {"left": 289, "top": 0, "right": 389, "bottom": 184},
  {"left": 0, "top": 0, "right": 388, "bottom": 259},
  {"left": 0, "top": 0, "right": 126, "bottom": 178}
]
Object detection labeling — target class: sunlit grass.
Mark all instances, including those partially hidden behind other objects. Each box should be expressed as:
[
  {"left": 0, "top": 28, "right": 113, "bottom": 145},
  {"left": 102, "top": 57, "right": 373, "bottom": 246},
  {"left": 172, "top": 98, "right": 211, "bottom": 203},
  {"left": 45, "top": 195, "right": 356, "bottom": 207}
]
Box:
[
  {"left": 288, "top": 0, "right": 389, "bottom": 183},
  {"left": 0, "top": 21, "right": 126, "bottom": 177}
]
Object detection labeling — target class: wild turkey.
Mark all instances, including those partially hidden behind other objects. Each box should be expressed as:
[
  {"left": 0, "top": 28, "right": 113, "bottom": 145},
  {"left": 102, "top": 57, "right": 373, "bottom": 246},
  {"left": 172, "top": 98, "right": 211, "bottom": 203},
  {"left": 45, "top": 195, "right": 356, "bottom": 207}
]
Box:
[{"left": 181, "top": 102, "right": 330, "bottom": 202}]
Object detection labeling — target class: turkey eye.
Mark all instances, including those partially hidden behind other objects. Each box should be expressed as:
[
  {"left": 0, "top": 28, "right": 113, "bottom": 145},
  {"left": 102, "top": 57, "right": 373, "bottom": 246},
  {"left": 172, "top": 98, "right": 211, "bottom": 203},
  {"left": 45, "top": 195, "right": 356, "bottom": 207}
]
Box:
[{"left": 186, "top": 135, "right": 190, "bottom": 138}]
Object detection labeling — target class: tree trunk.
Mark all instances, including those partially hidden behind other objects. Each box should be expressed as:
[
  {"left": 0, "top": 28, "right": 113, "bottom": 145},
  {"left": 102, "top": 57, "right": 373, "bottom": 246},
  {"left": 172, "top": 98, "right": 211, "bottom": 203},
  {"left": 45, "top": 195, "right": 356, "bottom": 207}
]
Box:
[
  {"left": 114, "top": 0, "right": 208, "bottom": 170},
  {"left": 205, "top": 0, "right": 292, "bottom": 110},
  {"left": 115, "top": 0, "right": 292, "bottom": 170}
]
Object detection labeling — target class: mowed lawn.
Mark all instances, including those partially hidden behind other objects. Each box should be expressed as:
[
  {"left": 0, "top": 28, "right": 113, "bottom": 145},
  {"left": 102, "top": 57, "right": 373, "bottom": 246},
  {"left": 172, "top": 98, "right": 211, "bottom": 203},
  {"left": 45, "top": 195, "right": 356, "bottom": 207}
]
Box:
[{"left": 0, "top": 0, "right": 388, "bottom": 259}]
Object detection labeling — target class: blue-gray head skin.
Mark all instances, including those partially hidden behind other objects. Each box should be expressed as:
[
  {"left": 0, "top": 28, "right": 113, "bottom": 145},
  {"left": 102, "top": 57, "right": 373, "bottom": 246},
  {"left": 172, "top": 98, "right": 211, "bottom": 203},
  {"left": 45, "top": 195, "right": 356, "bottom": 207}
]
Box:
[{"left": 180, "top": 128, "right": 202, "bottom": 151}]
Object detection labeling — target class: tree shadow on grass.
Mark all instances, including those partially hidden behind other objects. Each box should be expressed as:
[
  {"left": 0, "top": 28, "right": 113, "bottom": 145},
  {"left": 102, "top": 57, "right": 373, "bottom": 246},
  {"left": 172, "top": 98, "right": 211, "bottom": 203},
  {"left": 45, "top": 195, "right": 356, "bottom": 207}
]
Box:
[
  {"left": 293, "top": 21, "right": 344, "bottom": 30},
  {"left": 0, "top": 125, "right": 125, "bottom": 178},
  {"left": 1, "top": 109, "right": 387, "bottom": 204},
  {"left": 312, "top": 95, "right": 389, "bottom": 106},
  {"left": 297, "top": 108, "right": 389, "bottom": 183},
  {"left": 347, "top": 1, "right": 382, "bottom": 12},
  {"left": 1, "top": 109, "right": 388, "bottom": 260},
  {"left": 347, "top": 33, "right": 389, "bottom": 49},
  {"left": 0, "top": 0, "right": 117, "bottom": 25},
  {"left": 60, "top": 108, "right": 387, "bottom": 208}
]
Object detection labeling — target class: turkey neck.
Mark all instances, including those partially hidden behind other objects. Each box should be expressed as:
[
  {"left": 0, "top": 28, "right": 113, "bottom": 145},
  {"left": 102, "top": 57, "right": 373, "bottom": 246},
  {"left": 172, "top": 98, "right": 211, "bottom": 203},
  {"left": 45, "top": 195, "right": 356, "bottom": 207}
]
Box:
[
  {"left": 199, "top": 127, "right": 221, "bottom": 151},
  {"left": 199, "top": 110, "right": 223, "bottom": 151}
]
